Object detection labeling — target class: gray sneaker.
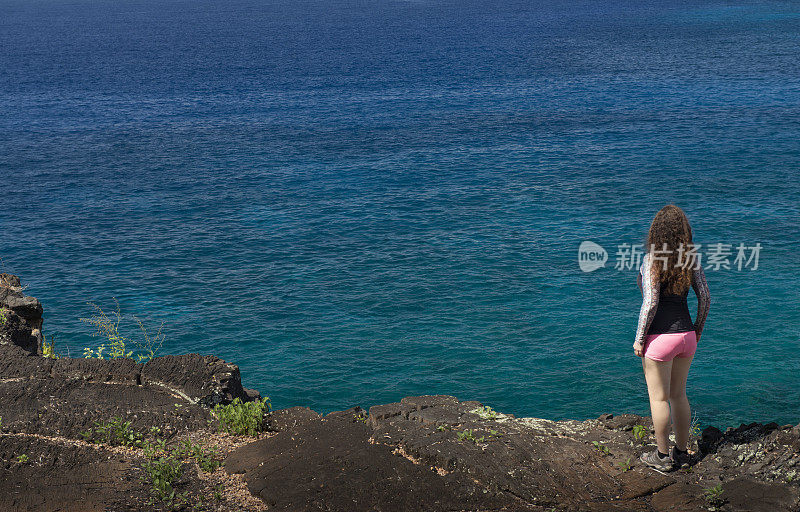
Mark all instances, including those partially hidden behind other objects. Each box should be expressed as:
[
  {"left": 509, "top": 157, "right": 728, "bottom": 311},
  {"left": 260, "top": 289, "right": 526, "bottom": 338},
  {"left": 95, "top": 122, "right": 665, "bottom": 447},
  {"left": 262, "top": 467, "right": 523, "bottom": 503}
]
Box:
[
  {"left": 671, "top": 446, "right": 691, "bottom": 469},
  {"left": 640, "top": 448, "right": 674, "bottom": 472}
]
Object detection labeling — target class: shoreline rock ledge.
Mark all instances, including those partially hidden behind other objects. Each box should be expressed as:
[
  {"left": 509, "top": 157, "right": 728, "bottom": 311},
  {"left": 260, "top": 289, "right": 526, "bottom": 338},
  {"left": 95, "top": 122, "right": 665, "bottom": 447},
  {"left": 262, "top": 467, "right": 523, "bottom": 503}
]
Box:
[{"left": 2, "top": 274, "right": 799, "bottom": 512}]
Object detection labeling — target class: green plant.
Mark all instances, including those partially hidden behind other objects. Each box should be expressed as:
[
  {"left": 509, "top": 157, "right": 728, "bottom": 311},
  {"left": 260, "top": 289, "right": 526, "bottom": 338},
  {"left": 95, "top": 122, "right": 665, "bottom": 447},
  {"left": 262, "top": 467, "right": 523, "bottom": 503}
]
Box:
[
  {"left": 82, "top": 417, "right": 143, "bottom": 447},
  {"left": 80, "top": 299, "right": 165, "bottom": 362},
  {"left": 0, "top": 308, "right": 7, "bottom": 327},
  {"left": 212, "top": 397, "right": 271, "bottom": 436},
  {"left": 632, "top": 424, "right": 647, "bottom": 443},
  {"left": 142, "top": 453, "right": 184, "bottom": 507},
  {"left": 592, "top": 441, "right": 611, "bottom": 455},
  {"left": 689, "top": 412, "right": 702, "bottom": 447},
  {"left": 41, "top": 330, "right": 61, "bottom": 359},
  {"left": 457, "top": 428, "right": 485, "bottom": 444},
  {"left": 173, "top": 438, "right": 221, "bottom": 473},
  {"left": 616, "top": 457, "right": 632, "bottom": 472},
  {"left": 471, "top": 405, "right": 498, "bottom": 420},
  {"left": 16, "top": 454, "right": 28, "bottom": 463},
  {"left": 353, "top": 412, "right": 368, "bottom": 423},
  {"left": 703, "top": 483, "right": 725, "bottom": 509},
  {"left": 213, "top": 483, "right": 224, "bottom": 501}
]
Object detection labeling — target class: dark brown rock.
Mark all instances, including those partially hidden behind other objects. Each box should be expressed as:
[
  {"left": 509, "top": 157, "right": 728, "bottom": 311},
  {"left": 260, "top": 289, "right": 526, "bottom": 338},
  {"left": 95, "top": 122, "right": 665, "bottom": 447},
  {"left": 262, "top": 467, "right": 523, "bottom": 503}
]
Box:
[
  {"left": 723, "top": 477, "right": 796, "bottom": 512},
  {"left": 0, "top": 274, "right": 43, "bottom": 354},
  {"left": 266, "top": 406, "right": 321, "bottom": 431}
]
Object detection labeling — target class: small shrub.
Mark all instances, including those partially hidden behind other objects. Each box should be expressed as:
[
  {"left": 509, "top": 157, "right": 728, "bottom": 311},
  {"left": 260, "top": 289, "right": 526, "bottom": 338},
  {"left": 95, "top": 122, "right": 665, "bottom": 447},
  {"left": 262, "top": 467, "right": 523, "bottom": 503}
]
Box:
[
  {"left": 353, "top": 412, "right": 368, "bottom": 423},
  {"left": 142, "top": 454, "right": 184, "bottom": 506},
  {"left": 0, "top": 308, "right": 7, "bottom": 327},
  {"left": 16, "top": 454, "right": 28, "bottom": 463},
  {"left": 212, "top": 397, "right": 271, "bottom": 436}
]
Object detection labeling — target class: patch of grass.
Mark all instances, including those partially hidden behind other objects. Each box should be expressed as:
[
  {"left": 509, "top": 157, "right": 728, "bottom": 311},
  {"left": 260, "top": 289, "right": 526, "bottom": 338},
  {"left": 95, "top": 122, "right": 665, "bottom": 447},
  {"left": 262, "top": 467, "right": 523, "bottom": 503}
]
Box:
[
  {"left": 212, "top": 397, "right": 271, "bottom": 436},
  {"left": 471, "top": 405, "right": 498, "bottom": 420},
  {"left": 592, "top": 440, "right": 611, "bottom": 455},
  {"left": 80, "top": 417, "right": 143, "bottom": 447},
  {"left": 80, "top": 299, "right": 165, "bottom": 363},
  {"left": 703, "top": 483, "right": 726, "bottom": 510}
]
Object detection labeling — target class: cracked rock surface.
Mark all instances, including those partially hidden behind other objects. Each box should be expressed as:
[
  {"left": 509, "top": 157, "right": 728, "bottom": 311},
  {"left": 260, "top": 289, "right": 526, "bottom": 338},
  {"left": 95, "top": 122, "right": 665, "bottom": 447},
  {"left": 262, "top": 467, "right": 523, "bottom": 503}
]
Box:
[{"left": 227, "top": 396, "right": 800, "bottom": 512}]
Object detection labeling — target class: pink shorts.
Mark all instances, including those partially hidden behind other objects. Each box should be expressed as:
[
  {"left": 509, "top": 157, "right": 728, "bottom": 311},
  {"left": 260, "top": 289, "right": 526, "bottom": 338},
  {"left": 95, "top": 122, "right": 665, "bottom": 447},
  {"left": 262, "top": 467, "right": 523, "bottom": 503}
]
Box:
[{"left": 643, "top": 331, "right": 697, "bottom": 361}]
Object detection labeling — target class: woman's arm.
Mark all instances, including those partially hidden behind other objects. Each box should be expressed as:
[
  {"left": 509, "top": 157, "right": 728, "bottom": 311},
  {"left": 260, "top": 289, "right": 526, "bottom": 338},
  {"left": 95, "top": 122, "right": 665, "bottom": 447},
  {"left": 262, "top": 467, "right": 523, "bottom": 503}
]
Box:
[
  {"left": 634, "top": 254, "right": 659, "bottom": 350},
  {"left": 691, "top": 266, "right": 710, "bottom": 341}
]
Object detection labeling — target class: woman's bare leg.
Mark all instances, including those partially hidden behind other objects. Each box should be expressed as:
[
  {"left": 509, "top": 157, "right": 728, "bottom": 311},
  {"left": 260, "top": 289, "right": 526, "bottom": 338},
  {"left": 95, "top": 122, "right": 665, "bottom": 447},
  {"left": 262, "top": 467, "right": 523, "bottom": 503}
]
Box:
[
  {"left": 642, "top": 356, "right": 673, "bottom": 454},
  {"left": 668, "top": 354, "right": 694, "bottom": 451}
]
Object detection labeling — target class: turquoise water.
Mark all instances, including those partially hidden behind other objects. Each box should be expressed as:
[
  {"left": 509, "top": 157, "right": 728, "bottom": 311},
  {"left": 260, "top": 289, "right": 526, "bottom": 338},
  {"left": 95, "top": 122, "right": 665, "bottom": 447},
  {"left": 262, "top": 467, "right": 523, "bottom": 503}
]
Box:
[{"left": 1, "top": 0, "right": 799, "bottom": 429}]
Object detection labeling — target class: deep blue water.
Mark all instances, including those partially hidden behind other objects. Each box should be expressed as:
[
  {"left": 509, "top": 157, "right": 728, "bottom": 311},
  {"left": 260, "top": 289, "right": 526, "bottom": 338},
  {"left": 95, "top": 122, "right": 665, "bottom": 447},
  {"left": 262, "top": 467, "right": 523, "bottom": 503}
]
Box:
[{"left": 2, "top": 0, "right": 799, "bottom": 430}]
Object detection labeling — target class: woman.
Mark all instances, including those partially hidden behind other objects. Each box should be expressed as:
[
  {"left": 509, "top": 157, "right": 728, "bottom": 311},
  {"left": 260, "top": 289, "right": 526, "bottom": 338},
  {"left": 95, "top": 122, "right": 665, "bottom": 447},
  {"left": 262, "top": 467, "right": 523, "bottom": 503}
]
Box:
[{"left": 633, "top": 205, "right": 710, "bottom": 471}]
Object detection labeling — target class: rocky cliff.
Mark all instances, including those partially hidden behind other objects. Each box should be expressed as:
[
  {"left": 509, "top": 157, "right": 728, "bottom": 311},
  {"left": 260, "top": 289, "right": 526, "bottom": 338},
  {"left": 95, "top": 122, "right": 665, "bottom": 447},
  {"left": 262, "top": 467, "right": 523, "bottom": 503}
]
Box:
[{"left": 1, "top": 274, "right": 798, "bottom": 512}]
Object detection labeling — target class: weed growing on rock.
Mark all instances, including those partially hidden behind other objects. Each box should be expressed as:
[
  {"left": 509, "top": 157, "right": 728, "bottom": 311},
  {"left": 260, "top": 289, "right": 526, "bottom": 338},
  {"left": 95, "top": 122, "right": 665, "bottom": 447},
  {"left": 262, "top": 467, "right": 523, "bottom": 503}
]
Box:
[
  {"left": 703, "top": 483, "right": 726, "bottom": 510},
  {"left": 592, "top": 441, "right": 611, "bottom": 455},
  {"left": 689, "top": 412, "right": 702, "bottom": 448},
  {"left": 353, "top": 412, "right": 368, "bottom": 423},
  {"left": 436, "top": 425, "right": 452, "bottom": 431},
  {"left": 471, "top": 406, "right": 498, "bottom": 420},
  {"left": 142, "top": 453, "right": 185, "bottom": 508},
  {"left": 173, "top": 438, "right": 222, "bottom": 473},
  {"left": 212, "top": 397, "right": 271, "bottom": 436},
  {"left": 616, "top": 457, "right": 632, "bottom": 472},
  {"left": 15, "top": 454, "right": 28, "bottom": 463},
  {"left": 632, "top": 424, "right": 647, "bottom": 444},
  {"left": 41, "top": 330, "right": 61, "bottom": 359},
  {"left": 81, "top": 417, "right": 143, "bottom": 447},
  {"left": 0, "top": 308, "right": 6, "bottom": 326},
  {"left": 80, "top": 299, "right": 165, "bottom": 362},
  {"left": 457, "top": 428, "right": 485, "bottom": 443}
]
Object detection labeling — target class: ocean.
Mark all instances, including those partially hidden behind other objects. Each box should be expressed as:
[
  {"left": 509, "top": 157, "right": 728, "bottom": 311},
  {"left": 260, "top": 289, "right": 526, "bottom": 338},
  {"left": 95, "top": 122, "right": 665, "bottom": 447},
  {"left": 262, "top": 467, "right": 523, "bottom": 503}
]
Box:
[{"left": 1, "top": 0, "right": 799, "bottom": 430}]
